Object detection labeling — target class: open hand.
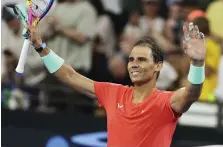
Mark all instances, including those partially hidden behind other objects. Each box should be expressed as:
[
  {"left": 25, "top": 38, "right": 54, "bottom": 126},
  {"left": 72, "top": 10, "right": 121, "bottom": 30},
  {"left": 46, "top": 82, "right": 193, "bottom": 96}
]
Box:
[{"left": 182, "top": 22, "right": 206, "bottom": 61}]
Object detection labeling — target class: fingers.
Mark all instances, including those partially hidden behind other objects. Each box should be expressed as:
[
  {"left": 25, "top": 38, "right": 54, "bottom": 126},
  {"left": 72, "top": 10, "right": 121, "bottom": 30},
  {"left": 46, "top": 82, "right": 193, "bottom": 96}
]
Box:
[
  {"left": 25, "top": 25, "right": 38, "bottom": 33},
  {"left": 188, "top": 22, "right": 196, "bottom": 39},
  {"left": 182, "top": 40, "right": 188, "bottom": 53},
  {"left": 24, "top": 25, "right": 38, "bottom": 40},
  {"left": 25, "top": 25, "right": 31, "bottom": 31},
  {"left": 194, "top": 25, "right": 201, "bottom": 39},
  {"left": 183, "top": 23, "right": 191, "bottom": 41},
  {"left": 194, "top": 25, "right": 199, "bottom": 32},
  {"left": 183, "top": 23, "right": 188, "bottom": 37},
  {"left": 199, "top": 32, "right": 205, "bottom": 39},
  {"left": 25, "top": 25, "right": 34, "bottom": 33},
  {"left": 184, "top": 22, "right": 204, "bottom": 41}
]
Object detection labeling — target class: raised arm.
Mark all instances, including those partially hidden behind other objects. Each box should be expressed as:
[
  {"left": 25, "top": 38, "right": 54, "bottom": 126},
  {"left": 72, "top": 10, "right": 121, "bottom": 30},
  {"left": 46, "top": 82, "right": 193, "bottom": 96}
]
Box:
[
  {"left": 26, "top": 26, "right": 96, "bottom": 98},
  {"left": 170, "top": 23, "right": 206, "bottom": 114}
]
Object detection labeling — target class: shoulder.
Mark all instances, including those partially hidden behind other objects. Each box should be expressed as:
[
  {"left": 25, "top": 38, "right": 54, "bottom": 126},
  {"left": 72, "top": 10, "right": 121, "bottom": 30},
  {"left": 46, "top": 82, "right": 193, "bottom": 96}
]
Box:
[
  {"left": 155, "top": 89, "right": 180, "bottom": 119},
  {"left": 94, "top": 82, "right": 131, "bottom": 107},
  {"left": 124, "top": 24, "right": 133, "bottom": 31},
  {"left": 99, "top": 15, "right": 112, "bottom": 22},
  {"left": 155, "top": 17, "right": 165, "bottom": 27},
  {"left": 156, "top": 17, "right": 165, "bottom": 22},
  {"left": 94, "top": 82, "right": 130, "bottom": 92},
  {"left": 81, "top": 1, "right": 96, "bottom": 14},
  {"left": 155, "top": 89, "right": 174, "bottom": 100},
  {"left": 97, "top": 15, "right": 113, "bottom": 27}
]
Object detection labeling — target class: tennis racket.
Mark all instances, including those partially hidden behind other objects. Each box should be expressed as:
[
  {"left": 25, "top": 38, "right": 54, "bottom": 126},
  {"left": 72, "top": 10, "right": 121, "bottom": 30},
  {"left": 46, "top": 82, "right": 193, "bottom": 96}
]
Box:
[{"left": 15, "top": 0, "right": 54, "bottom": 73}]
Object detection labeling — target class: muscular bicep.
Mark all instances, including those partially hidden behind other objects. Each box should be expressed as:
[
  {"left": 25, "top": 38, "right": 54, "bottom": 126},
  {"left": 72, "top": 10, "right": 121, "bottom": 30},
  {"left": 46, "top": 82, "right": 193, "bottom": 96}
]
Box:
[{"left": 54, "top": 64, "right": 96, "bottom": 98}]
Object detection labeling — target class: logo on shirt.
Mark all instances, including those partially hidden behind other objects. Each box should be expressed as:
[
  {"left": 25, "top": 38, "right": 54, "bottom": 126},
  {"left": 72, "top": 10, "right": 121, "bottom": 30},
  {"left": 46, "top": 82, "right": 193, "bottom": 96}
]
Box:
[{"left": 118, "top": 103, "right": 123, "bottom": 109}]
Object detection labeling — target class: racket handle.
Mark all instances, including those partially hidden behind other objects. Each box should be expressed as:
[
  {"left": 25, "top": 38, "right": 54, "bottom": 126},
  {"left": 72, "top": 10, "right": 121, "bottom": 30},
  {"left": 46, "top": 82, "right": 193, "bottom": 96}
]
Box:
[{"left": 15, "top": 39, "right": 30, "bottom": 73}]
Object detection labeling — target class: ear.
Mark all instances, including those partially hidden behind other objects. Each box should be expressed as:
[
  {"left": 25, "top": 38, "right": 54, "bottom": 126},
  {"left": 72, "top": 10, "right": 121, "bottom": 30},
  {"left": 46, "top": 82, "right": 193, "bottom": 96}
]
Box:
[{"left": 154, "top": 61, "right": 163, "bottom": 72}]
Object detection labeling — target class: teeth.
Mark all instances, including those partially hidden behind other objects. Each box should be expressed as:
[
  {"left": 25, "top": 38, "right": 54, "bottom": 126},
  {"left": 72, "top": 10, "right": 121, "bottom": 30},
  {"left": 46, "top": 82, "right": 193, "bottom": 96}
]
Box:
[{"left": 132, "top": 72, "right": 140, "bottom": 76}]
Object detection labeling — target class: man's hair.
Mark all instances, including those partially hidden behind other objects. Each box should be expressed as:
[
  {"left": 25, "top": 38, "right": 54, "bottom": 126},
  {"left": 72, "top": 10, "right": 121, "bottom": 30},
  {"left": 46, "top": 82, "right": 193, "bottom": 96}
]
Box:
[
  {"left": 133, "top": 37, "right": 164, "bottom": 79},
  {"left": 192, "top": 17, "right": 210, "bottom": 36}
]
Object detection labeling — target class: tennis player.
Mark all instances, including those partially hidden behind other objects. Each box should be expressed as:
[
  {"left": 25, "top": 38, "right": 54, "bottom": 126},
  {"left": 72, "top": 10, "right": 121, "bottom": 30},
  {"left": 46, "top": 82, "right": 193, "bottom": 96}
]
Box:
[{"left": 26, "top": 22, "right": 206, "bottom": 147}]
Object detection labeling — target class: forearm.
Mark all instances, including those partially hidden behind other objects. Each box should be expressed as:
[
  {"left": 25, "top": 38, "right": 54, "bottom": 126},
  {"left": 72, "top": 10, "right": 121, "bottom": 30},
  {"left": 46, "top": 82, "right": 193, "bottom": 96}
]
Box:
[
  {"left": 26, "top": 25, "right": 96, "bottom": 98},
  {"left": 185, "top": 60, "right": 204, "bottom": 100},
  {"left": 42, "top": 31, "right": 56, "bottom": 41},
  {"left": 61, "top": 28, "right": 88, "bottom": 44},
  {"left": 152, "top": 31, "right": 177, "bottom": 52},
  {"left": 39, "top": 47, "right": 74, "bottom": 81},
  {"left": 38, "top": 47, "right": 95, "bottom": 98},
  {"left": 171, "top": 60, "right": 205, "bottom": 113},
  {"left": 185, "top": 83, "right": 203, "bottom": 101},
  {"left": 56, "top": 64, "right": 96, "bottom": 98}
]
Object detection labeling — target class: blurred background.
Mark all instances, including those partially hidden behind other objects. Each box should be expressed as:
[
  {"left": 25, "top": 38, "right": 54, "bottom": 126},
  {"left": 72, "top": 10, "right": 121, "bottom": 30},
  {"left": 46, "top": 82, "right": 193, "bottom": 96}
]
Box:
[{"left": 1, "top": 0, "right": 223, "bottom": 147}]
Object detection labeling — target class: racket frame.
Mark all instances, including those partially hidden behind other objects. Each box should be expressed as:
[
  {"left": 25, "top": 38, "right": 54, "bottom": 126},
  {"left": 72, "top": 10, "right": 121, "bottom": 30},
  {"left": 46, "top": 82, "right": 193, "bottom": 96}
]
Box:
[{"left": 15, "top": 0, "right": 55, "bottom": 74}]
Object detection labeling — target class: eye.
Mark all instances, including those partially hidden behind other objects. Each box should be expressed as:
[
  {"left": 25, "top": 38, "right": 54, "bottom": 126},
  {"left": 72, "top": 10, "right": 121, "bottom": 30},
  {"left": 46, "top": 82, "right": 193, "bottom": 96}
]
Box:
[
  {"left": 138, "top": 57, "right": 147, "bottom": 62},
  {"left": 128, "top": 57, "right": 134, "bottom": 62}
]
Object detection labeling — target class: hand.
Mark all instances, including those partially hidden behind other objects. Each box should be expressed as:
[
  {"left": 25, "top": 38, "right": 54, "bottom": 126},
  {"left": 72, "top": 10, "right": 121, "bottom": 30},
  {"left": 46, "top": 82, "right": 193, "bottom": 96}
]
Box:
[
  {"left": 47, "top": 16, "right": 58, "bottom": 26},
  {"left": 47, "top": 16, "right": 62, "bottom": 32},
  {"left": 25, "top": 25, "right": 43, "bottom": 48},
  {"left": 182, "top": 22, "right": 206, "bottom": 65}
]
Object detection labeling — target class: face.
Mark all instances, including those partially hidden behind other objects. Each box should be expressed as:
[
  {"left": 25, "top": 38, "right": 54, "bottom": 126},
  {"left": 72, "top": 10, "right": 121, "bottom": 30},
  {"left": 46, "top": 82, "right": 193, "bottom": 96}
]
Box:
[
  {"left": 7, "top": 19, "right": 21, "bottom": 35},
  {"left": 143, "top": 2, "right": 159, "bottom": 17},
  {"left": 4, "top": 54, "right": 18, "bottom": 73},
  {"left": 170, "top": 4, "right": 182, "bottom": 20},
  {"left": 127, "top": 46, "right": 162, "bottom": 85},
  {"left": 129, "top": 12, "right": 140, "bottom": 26}
]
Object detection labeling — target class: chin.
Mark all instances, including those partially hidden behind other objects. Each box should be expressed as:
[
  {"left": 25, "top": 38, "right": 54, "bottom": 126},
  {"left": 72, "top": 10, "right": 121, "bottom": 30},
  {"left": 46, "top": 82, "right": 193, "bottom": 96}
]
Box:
[
  {"left": 131, "top": 78, "right": 144, "bottom": 85},
  {"left": 131, "top": 77, "right": 152, "bottom": 86}
]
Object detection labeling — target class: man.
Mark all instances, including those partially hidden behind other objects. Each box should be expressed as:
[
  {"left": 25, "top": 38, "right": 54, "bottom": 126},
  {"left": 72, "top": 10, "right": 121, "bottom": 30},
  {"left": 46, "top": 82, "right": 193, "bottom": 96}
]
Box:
[{"left": 26, "top": 22, "right": 206, "bottom": 147}]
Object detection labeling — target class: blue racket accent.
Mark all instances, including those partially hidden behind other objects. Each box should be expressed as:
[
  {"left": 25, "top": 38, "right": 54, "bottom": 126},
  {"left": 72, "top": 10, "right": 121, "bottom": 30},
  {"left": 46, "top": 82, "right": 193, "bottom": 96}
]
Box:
[
  {"left": 40, "top": 0, "right": 54, "bottom": 19},
  {"left": 15, "top": 72, "right": 24, "bottom": 78}
]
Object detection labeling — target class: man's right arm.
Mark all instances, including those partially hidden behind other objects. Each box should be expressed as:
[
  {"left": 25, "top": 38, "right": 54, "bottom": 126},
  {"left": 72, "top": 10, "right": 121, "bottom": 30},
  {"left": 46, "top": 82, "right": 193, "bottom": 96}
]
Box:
[
  {"left": 27, "top": 25, "right": 97, "bottom": 98},
  {"left": 27, "top": 24, "right": 123, "bottom": 108},
  {"left": 39, "top": 47, "right": 96, "bottom": 98}
]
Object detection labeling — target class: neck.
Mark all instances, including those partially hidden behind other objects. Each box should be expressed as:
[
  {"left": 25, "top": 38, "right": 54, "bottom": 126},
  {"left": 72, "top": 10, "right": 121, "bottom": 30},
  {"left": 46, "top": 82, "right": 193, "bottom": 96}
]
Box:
[
  {"left": 133, "top": 78, "right": 156, "bottom": 103},
  {"left": 146, "top": 14, "right": 157, "bottom": 19}
]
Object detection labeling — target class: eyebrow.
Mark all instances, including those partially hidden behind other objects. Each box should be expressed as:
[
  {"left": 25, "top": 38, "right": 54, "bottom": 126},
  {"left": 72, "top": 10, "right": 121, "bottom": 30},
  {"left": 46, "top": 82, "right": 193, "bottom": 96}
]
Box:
[{"left": 128, "top": 56, "right": 148, "bottom": 60}]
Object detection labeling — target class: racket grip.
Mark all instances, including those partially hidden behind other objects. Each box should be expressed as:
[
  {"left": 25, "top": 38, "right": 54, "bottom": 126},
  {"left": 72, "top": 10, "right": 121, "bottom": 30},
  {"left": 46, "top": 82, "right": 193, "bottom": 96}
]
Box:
[{"left": 15, "top": 39, "right": 30, "bottom": 73}]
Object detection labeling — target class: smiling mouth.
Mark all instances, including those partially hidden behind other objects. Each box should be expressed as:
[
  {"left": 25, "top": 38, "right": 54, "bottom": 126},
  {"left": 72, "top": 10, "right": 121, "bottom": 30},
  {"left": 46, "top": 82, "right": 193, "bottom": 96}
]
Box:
[{"left": 131, "top": 71, "right": 140, "bottom": 76}]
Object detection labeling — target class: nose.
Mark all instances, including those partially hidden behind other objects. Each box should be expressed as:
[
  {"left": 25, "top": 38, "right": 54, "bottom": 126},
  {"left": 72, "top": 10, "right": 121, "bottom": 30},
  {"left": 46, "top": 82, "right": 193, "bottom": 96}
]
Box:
[{"left": 132, "top": 64, "right": 139, "bottom": 69}]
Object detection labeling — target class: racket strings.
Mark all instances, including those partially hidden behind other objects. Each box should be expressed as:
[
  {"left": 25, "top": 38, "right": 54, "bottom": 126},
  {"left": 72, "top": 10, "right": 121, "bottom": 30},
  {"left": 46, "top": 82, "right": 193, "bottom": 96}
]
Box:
[{"left": 30, "top": 0, "right": 50, "bottom": 17}]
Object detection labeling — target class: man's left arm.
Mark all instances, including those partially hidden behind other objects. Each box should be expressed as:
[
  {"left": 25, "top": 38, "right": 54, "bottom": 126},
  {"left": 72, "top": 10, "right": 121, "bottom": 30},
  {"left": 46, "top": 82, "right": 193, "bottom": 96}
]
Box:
[
  {"left": 171, "top": 60, "right": 204, "bottom": 114},
  {"left": 170, "top": 22, "right": 206, "bottom": 114}
]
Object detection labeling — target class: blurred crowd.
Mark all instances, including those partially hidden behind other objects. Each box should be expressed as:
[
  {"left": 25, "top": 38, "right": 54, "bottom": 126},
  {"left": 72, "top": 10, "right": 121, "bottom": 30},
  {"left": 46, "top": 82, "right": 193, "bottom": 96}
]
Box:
[{"left": 1, "top": 0, "right": 223, "bottom": 115}]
